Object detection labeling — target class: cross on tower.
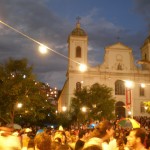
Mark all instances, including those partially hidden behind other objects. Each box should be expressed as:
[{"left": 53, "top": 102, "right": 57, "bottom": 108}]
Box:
[{"left": 76, "top": 16, "right": 81, "bottom": 23}]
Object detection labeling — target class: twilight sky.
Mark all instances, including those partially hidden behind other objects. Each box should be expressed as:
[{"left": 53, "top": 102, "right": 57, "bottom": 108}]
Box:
[{"left": 0, "top": 0, "right": 150, "bottom": 89}]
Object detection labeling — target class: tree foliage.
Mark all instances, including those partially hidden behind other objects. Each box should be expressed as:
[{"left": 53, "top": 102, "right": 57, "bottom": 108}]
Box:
[
  {"left": 0, "top": 58, "right": 53, "bottom": 124},
  {"left": 70, "top": 83, "right": 116, "bottom": 124}
]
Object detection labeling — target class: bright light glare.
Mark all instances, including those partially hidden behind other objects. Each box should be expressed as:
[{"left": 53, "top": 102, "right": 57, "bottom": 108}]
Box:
[
  {"left": 39, "top": 45, "right": 48, "bottom": 54},
  {"left": 141, "top": 83, "right": 145, "bottom": 88},
  {"left": 81, "top": 107, "right": 87, "bottom": 112},
  {"left": 128, "top": 111, "right": 131, "bottom": 115},
  {"left": 62, "top": 106, "right": 67, "bottom": 112},
  {"left": 79, "top": 64, "right": 87, "bottom": 72},
  {"left": 145, "top": 106, "right": 148, "bottom": 110},
  {"left": 125, "top": 80, "right": 133, "bottom": 88},
  {"left": 17, "top": 103, "right": 23, "bottom": 108}
]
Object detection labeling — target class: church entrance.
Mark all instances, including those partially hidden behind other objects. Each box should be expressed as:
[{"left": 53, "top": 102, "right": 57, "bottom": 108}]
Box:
[{"left": 115, "top": 101, "right": 125, "bottom": 119}]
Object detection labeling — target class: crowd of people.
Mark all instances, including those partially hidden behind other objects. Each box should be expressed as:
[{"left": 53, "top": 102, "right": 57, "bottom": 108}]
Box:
[{"left": 0, "top": 118, "right": 150, "bottom": 150}]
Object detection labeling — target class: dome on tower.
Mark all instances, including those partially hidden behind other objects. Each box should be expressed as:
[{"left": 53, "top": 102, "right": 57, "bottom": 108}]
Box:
[{"left": 70, "top": 22, "right": 87, "bottom": 36}]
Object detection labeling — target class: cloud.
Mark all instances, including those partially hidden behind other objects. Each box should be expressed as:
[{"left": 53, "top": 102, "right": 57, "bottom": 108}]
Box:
[
  {"left": 0, "top": 0, "right": 71, "bottom": 88},
  {"left": 133, "top": 0, "right": 150, "bottom": 28},
  {"left": 0, "top": 0, "right": 149, "bottom": 89}
]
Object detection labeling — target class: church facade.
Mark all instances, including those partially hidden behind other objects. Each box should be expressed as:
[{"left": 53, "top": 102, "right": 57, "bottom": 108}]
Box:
[{"left": 58, "top": 21, "right": 150, "bottom": 118}]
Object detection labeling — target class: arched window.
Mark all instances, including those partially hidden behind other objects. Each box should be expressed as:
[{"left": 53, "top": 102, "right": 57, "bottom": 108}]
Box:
[
  {"left": 117, "top": 63, "right": 122, "bottom": 70},
  {"left": 76, "top": 82, "right": 81, "bottom": 92},
  {"left": 139, "top": 85, "right": 145, "bottom": 96},
  {"left": 76, "top": 46, "right": 81, "bottom": 58},
  {"left": 140, "top": 102, "right": 146, "bottom": 113},
  {"left": 115, "top": 101, "right": 125, "bottom": 118},
  {"left": 115, "top": 80, "right": 125, "bottom": 95}
]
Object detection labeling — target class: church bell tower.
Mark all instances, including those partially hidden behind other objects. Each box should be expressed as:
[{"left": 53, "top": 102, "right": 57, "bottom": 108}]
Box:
[
  {"left": 67, "top": 18, "right": 88, "bottom": 72},
  {"left": 140, "top": 34, "right": 150, "bottom": 70}
]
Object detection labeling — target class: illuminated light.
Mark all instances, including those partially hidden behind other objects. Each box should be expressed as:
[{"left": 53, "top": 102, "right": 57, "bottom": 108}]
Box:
[
  {"left": 62, "top": 106, "right": 67, "bottom": 112},
  {"left": 141, "top": 83, "right": 145, "bottom": 88},
  {"left": 81, "top": 81, "right": 84, "bottom": 84},
  {"left": 125, "top": 80, "right": 133, "bottom": 88},
  {"left": 145, "top": 106, "right": 148, "bottom": 110},
  {"left": 23, "top": 75, "right": 25, "bottom": 78},
  {"left": 79, "top": 64, "right": 87, "bottom": 72},
  {"left": 46, "top": 94, "right": 49, "bottom": 97},
  {"left": 25, "top": 110, "right": 28, "bottom": 113},
  {"left": 128, "top": 111, "right": 131, "bottom": 115},
  {"left": 81, "top": 107, "right": 87, "bottom": 112},
  {"left": 17, "top": 103, "right": 23, "bottom": 108},
  {"left": 39, "top": 44, "right": 48, "bottom": 54}
]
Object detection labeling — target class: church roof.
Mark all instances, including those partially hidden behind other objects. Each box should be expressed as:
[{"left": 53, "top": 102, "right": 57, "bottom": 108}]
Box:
[
  {"left": 105, "top": 42, "right": 132, "bottom": 50},
  {"left": 70, "top": 22, "right": 87, "bottom": 37}
]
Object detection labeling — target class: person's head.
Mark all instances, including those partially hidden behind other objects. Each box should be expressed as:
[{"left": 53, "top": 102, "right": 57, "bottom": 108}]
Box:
[
  {"left": 91, "top": 120, "right": 114, "bottom": 140},
  {"left": 78, "top": 129, "right": 86, "bottom": 139},
  {"left": 34, "top": 132, "right": 51, "bottom": 150},
  {"left": 82, "top": 137, "right": 102, "bottom": 150},
  {"left": 127, "top": 128, "right": 146, "bottom": 148},
  {"left": 83, "top": 145, "right": 102, "bottom": 150}
]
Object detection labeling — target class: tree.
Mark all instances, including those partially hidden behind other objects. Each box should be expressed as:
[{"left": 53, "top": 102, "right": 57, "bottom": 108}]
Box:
[
  {"left": 0, "top": 58, "right": 53, "bottom": 124},
  {"left": 70, "top": 83, "right": 116, "bottom": 125}
]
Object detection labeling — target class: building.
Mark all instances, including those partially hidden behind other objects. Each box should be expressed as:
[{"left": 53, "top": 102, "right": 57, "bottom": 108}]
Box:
[
  {"left": 58, "top": 21, "right": 150, "bottom": 118},
  {"left": 40, "top": 82, "right": 59, "bottom": 107}
]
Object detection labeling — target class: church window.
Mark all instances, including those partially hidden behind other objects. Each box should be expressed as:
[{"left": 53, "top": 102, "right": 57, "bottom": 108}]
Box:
[
  {"left": 76, "top": 82, "right": 81, "bottom": 92},
  {"left": 115, "top": 80, "right": 125, "bottom": 95},
  {"left": 144, "top": 53, "right": 147, "bottom": 60},
  {"left": 140, "top": 102, "right": 146, "bottom": 113},
  {"left": 117, "top": 63, "right": 122, "bottom": 70},
  {"left": 139, "top": 85, "right": 145, "bottom": 96},
  {"left": 76, "top": 46, "right": 81, "bottom": 58}
]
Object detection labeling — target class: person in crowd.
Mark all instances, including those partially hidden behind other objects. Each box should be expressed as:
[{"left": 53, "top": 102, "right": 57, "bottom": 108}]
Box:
[
  {"left": 21, "top": 128, "right": 33, "bottom": 150},
  {"left": 34, "top": 132, "right": 51, "bottom": 150},
  {"left": 84, "top": 120, "right": 116, "bottom": 150},
  {"left": 75, "top": 129, "right": 86, "bottom": 150},
  {"left": 0, "top": 126, "right": 21, "bottom": 150},
  {"left": 127, "top": 128, "right": 147, "bottom": 150},
  {"left": 82, "top": 137, "right": 102, "bottom": 150}
]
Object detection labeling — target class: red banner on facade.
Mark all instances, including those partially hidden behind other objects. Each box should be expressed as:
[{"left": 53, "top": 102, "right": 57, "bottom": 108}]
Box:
[{"left": 126, "top": 88, "right": 131, "bottom": 105}]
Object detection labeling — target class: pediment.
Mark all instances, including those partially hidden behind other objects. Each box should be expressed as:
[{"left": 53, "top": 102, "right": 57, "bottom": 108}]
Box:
[{"left": 105, "top": 42, "right": 132, "bottom": 50}]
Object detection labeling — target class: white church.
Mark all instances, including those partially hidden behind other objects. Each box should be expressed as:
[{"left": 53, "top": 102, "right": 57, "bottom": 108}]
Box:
[{"left": 58, "top": 21, "right": 150, "bottom": 118}]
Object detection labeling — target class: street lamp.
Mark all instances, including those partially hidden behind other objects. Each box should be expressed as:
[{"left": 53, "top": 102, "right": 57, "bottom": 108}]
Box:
[
  {"left": 62, "top": 106, "right": 67, "bottom": 112},
  {"left": 81, "top": 106, "right": 87, "bottom": 112},
  {"left": 79, "top": 64, "right": 87, "bottom": 72},
  {"left": 11, "top": 102, "right": 23, "bottom": 124},
  {"left": 38, "top": 44, "right": 48, "bottom": 54}
]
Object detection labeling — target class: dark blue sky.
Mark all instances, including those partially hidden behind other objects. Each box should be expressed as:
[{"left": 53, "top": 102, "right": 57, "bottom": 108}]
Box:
[{"left": 0, "top": 0, "right": 150, "bottom": 89}]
